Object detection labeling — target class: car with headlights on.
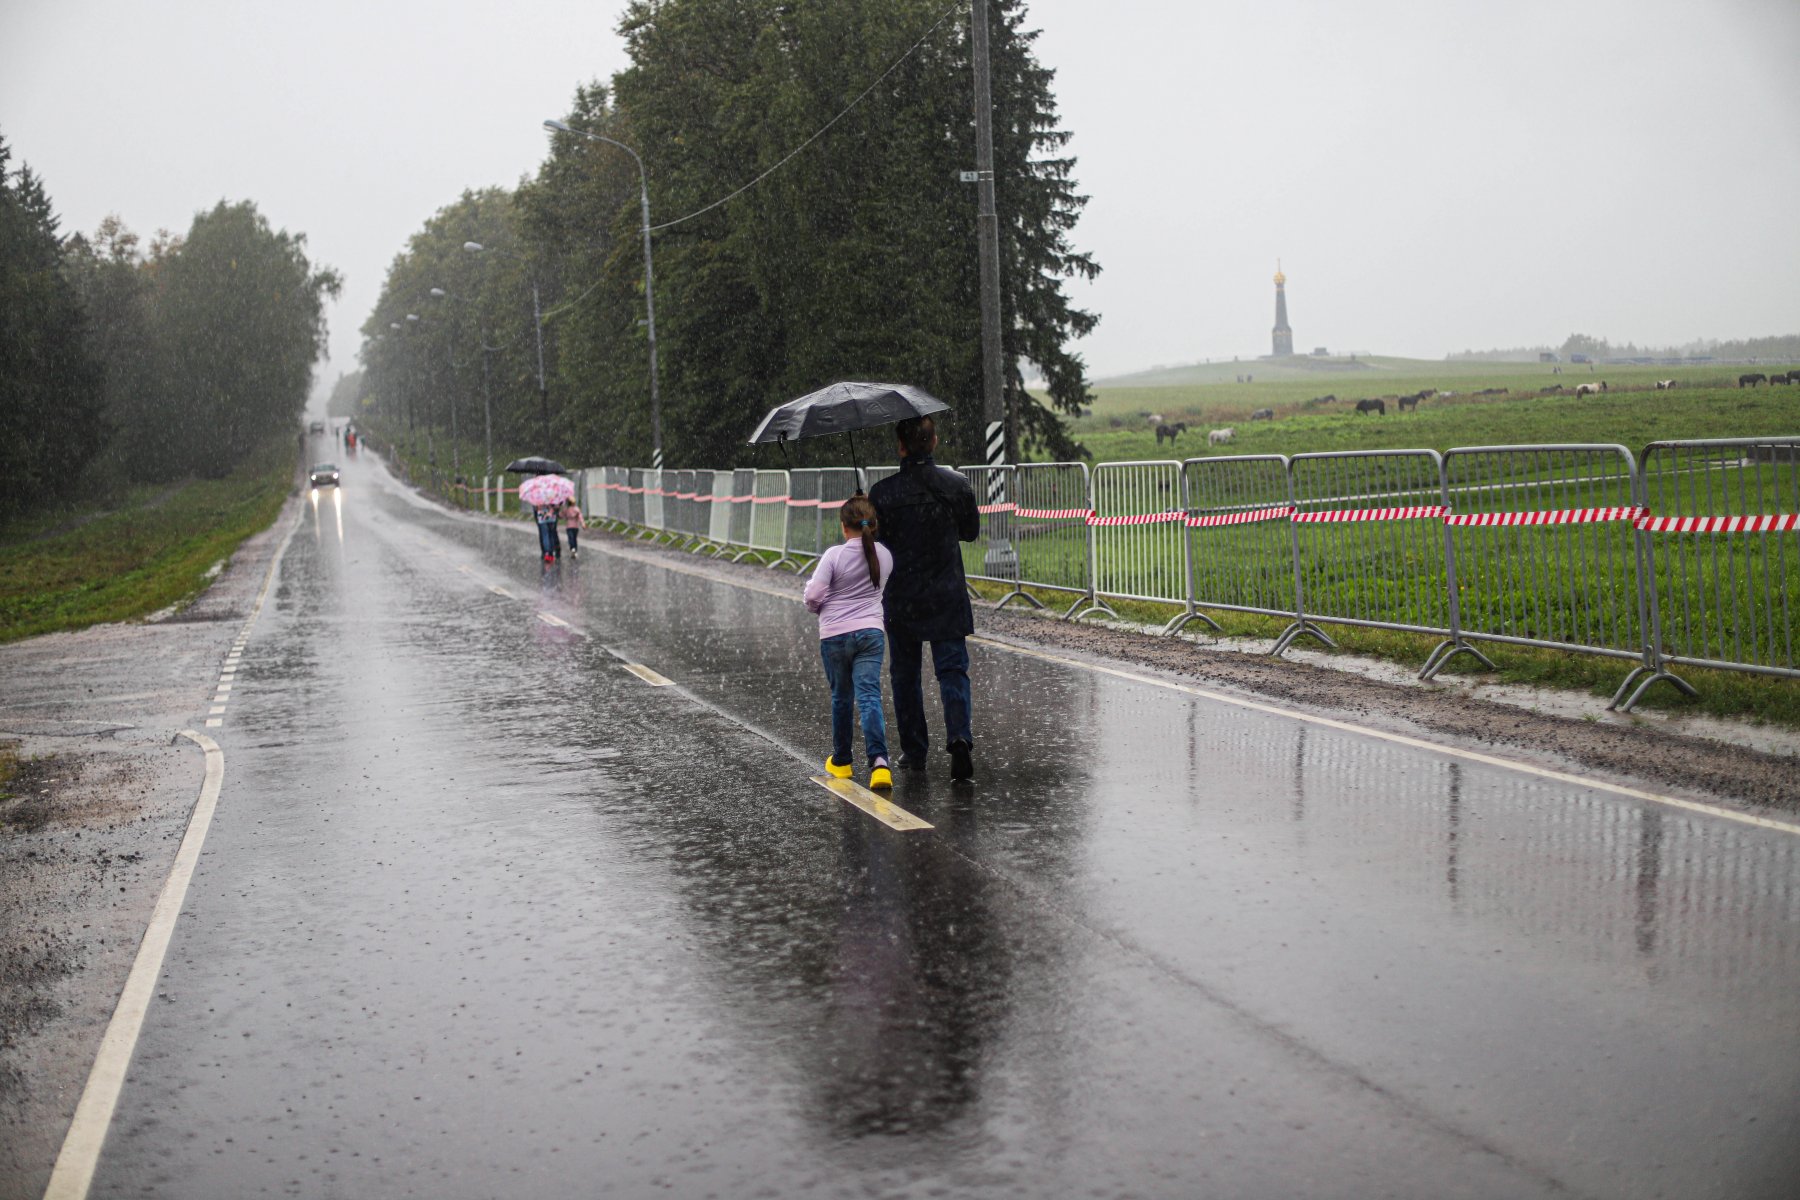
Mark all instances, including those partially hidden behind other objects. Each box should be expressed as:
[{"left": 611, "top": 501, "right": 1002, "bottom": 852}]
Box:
[{"left": 309, "top": 463, "right": 340, "bottom": 488}]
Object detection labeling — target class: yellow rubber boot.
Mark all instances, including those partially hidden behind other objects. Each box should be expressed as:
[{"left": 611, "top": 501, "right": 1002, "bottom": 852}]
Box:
[
  {"left": 825, "top": 756, "right": 853, "bottom": 779},
  {"left": 868, "top": 761, "right": 893, "bottom": 789}
]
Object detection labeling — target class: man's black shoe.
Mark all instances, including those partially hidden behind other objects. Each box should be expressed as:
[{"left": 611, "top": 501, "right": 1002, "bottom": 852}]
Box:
[
  {"left": 949, "top": 741, "right": 974, "bottom": 780},
  {"left": 896, "top": 753, "right": 928, "bottom": 773}
]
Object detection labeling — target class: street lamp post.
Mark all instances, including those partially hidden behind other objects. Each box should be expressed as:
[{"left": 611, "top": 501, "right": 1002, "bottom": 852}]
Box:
[
  {"left": 464, "top": 242, "right": 550, "bottom": 451},
  {"left": 404, "top": 313, "right": 435, "bottom": 469},
  {"left": 542, "top": 118, "right": 662, "bottom": 469},
  {"left": 428, "top": 288, "right": 463, "bottom": 478}
]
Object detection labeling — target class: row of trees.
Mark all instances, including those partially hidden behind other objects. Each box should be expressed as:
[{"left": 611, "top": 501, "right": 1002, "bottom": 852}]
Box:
[
  {"left": 0, "top": 131, "right": 339, "bottom": 515},
  {"left": 1450, "top": 331, "right": 1800, "bottom": 363},
  {"left": 359, "top": 0, "right": 1097, "bottom": 473}
]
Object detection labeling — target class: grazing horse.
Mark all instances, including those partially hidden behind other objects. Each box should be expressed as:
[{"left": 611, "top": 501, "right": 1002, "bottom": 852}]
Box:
[
  {"left": 1655, "top": 379, "right": 1676, "bottom": 390},
  {"left": 1354, "top": 398, "right": 1385, "bottom": 415},
  {"left": 1739, "top": 373, "right": 1767, "bottom": 388},
  {"left": 1398, "top": 392, "right": 1422, "bottom": 412},
  {"left": 1543, "top": 384, "right": 1565, "bottom": 394},
  {"left": 1154, "top": 421, "right": 1187, "bottom": 445},
  {"left": 1574, "top": 381, "right": 1607, "bottom": 397},
  {"left": 1208, "top": 427, "right": 1235, "bottom": 446},
  {"left": 1249, "top": 408, "right": 1274, "bottom": 421},
  {"left": 1771, "top": 374, "right": 1792, "bottom": 386}
]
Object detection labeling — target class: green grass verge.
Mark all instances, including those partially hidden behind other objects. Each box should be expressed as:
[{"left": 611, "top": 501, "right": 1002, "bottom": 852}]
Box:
[
  {"left": 0, "top": 440, "right": 294, "bottom": 643},
  {"left": 963, "top": 579, "right": 1800, "bottom": 731}
]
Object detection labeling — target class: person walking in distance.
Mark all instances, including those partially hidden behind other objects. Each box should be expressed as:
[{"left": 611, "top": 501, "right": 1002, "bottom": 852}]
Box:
[
  {"left": 868, "top": 415, "right": 981, "bottom": 779},
  {"left": 803, "top": 496, "right": 895, "bottom": 790},
  {"left": 560, "top": 497, "right": 584, "bottom": 559}
]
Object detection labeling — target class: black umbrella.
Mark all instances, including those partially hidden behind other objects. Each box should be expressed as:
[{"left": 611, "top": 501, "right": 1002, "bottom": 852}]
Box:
[
  {"left": 748, "top": 381, "right": 953, "bottom": 475},
  {"left": 505, "top": 456, "right": 567, "bottom": 476}
]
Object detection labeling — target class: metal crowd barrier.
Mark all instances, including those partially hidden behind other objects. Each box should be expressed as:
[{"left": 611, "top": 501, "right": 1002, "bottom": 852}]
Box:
[
  {"left": 1085, "top": 459, "right": 1189, "bottom": 629},
  {"left": 749, "top": 468, "right": 794, "bottom": 567},
  {"left": 1177, "top": 454, "right": 1302, "bottom": 638},
  {"left": 1011, "top": 461, "right": 1103, "bottom": 618},
  {"left": 959, "top": 464, "right": 1035, "bottom": 606},
  {"left": 723, "top": 468, "right": 757, "bottom": 560},
  {"left": 784, "top": 468, "right": 823, "bottom": 569},
  {"left": 1284, "top": 450, "right": 1452, "bottom": 655},
  {"left": 1618, "top": 436, "right": 1800, "bottom": 709},
  {"left": 627, "top": 468, "right": 647, "bottom": 529},
  {"left": 804, "top": 467, "right": 865, "bottom": 575},
  {"left": 1433, "top": 444, "right": 1637, "bottom": 679},
  {"left": 574, "top": 432, "right": 1798, "bottom": 712},
  {"left": 641, "top": 468, "right": 666, "bottom": 538}
]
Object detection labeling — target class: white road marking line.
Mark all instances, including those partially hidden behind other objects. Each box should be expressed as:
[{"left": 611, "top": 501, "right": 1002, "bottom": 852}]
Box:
[
  {"left": 490, "top": 585, "right": 514, "bottom": 598},
  {"left": 43, "top": 732, "right": 225, "bottom": 1200},
  {"left": 537, "top": 612, "right": 574, "bottom": 629},
  {"left": 622, "top": 663, "right": 674, "bottom": 687},
  {"left": 215, "top": 683, "right": 231, "bottom": 693},
  {"left": 208, "top": 706, "right": 226, "bottom": 715},
  {"left": 44, "top": 487, "right": 302, "bottom": 1197},
  {"left": 812, "top": 775, "right": 933, "bottom": 831},
  {"left": 457, "top": 564, "right": 474, "bottom": 574},
  {"left": 987, "top": 640, "right": 1800, "bottom": 838},
  {"left": 577, "top": 537, "right": 1800, "bottom": 838}
]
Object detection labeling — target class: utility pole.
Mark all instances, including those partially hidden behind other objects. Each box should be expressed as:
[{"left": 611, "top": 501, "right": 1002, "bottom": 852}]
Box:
[{"left": 972, "top": 0, "right": 1017, "bottom": 574}]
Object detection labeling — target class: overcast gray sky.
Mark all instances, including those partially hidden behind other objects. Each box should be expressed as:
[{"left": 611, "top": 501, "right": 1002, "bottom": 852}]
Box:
[{"left": 4, "top": 0, "right": 1798, "bottom": 385}]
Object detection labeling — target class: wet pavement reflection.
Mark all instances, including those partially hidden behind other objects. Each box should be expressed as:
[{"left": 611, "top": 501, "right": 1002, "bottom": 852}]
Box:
[{"left": 93, "top": 452, "right": 1800, "bottom": 1198}]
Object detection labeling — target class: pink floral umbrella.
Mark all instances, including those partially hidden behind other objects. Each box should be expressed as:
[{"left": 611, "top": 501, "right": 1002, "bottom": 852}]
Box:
[{"left": 518, "top": 474, "right": 574, "bottom": 508}]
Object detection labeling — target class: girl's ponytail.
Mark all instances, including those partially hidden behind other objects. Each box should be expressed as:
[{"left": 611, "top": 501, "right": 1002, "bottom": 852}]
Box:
[{"left": 841, "top": 496, "right": 880, "bottom": 587}]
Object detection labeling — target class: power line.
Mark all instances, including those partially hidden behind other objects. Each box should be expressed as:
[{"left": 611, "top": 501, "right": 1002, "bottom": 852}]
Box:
[{"left": 647, "top": 0, "right": 965, "bottom": 233}]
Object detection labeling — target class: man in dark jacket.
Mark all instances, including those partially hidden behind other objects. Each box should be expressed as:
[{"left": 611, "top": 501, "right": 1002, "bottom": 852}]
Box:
[{"left": 869, "top": 415, "right": 981, "bottom": 779}]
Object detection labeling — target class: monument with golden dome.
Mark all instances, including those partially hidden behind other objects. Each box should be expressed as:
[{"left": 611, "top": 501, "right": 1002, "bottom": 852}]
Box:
[{"left": 1271, "top": 262, "right": 1294, "bottom": 357}]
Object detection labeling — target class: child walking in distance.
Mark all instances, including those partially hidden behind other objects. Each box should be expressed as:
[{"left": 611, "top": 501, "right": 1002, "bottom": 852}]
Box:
[
  {"left": 803, "top": 496, "right": 895, "bottom": 789},
  {"left": 560, "top": 498, "right": 584, "bottom": 558}
]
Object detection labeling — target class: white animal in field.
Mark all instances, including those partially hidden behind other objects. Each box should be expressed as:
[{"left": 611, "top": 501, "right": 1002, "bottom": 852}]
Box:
[
  {"left": 1146, "top": 413, "right": 1165, "bottom": 427},
  {"left": 1655, "top": 379, "right": 1676, "bottom": 390},
  {"left": 1574, "top": 381, "right": 1607, "bottom": 397},
  {"left": 1208, "top": 427, "right": 1235, "bottom": 446}
]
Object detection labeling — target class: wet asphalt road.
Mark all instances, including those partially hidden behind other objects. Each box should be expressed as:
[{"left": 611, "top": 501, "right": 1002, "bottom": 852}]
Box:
[{"left": 89, "top": 450, "right": 1800, "bottom": 1199}]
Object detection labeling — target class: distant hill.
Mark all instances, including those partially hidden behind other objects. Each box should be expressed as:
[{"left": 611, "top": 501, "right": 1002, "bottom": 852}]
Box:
[{"left": 1093, "top": 355, "right": 1458, "bottom": 389}]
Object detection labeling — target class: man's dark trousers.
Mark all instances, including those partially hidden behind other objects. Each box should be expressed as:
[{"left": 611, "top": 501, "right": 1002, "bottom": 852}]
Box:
[{"left": 887, "top": 627, "right": 971, "bottom": 761}]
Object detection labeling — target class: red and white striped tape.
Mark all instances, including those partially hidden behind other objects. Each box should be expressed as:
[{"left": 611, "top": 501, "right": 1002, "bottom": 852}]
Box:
[
  {"left": 978, "top": 502, "right": 1016, "bottom": 515},
  {"left": 751, "top": 495, "right": 789, "bottom": 505},
  {"left": 1635, "top": 513, "right": 1799, "bottom": 534},
  {"left": 1187, "top": 504, "right": 1294, "bottom": 528},
  {"left": 1293, "top": 505, "right": 1446, "bottom": 524},
  {"left": 788, "top": 497, "right": 821, "bottom": 508},
  {"left": 1086, "top": 510, "right": 1184, "bottom": 527},
  {"left": 1444, "top": 506, "right": 1639, "bottom": 527},
  {"left": 1015, "top": 506, "right": 1091, "bottom": 520}
]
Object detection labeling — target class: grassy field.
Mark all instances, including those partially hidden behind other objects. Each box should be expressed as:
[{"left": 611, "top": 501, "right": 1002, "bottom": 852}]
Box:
[
  {"left": 1062, "top": 362, "right": 1800, "bottom": 465},
  {"left": 0, "top": 439, "right": 294, "bottom": 643}
]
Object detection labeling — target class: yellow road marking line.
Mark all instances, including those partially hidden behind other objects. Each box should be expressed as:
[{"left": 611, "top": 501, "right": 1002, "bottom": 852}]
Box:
[
  {"left": 811, "top": 775, "right": 934, "bottom": 831},
  {"left": 622, "top": 663, "right": 674, "bottom": 687}
]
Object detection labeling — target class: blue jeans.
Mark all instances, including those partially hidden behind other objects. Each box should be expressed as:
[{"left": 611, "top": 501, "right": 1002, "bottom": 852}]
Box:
[
  {"left": 887, "top": 631, "right": 971, "bottom": 761},
  {"left": 537, "top": 521, "right": 558, "bottom": 556},
  {"left": 820, "top": 628, "right": 889, "bottom": 766},
  {"left": 565, "top": 528, "right": 579, "bottom": 552}
]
